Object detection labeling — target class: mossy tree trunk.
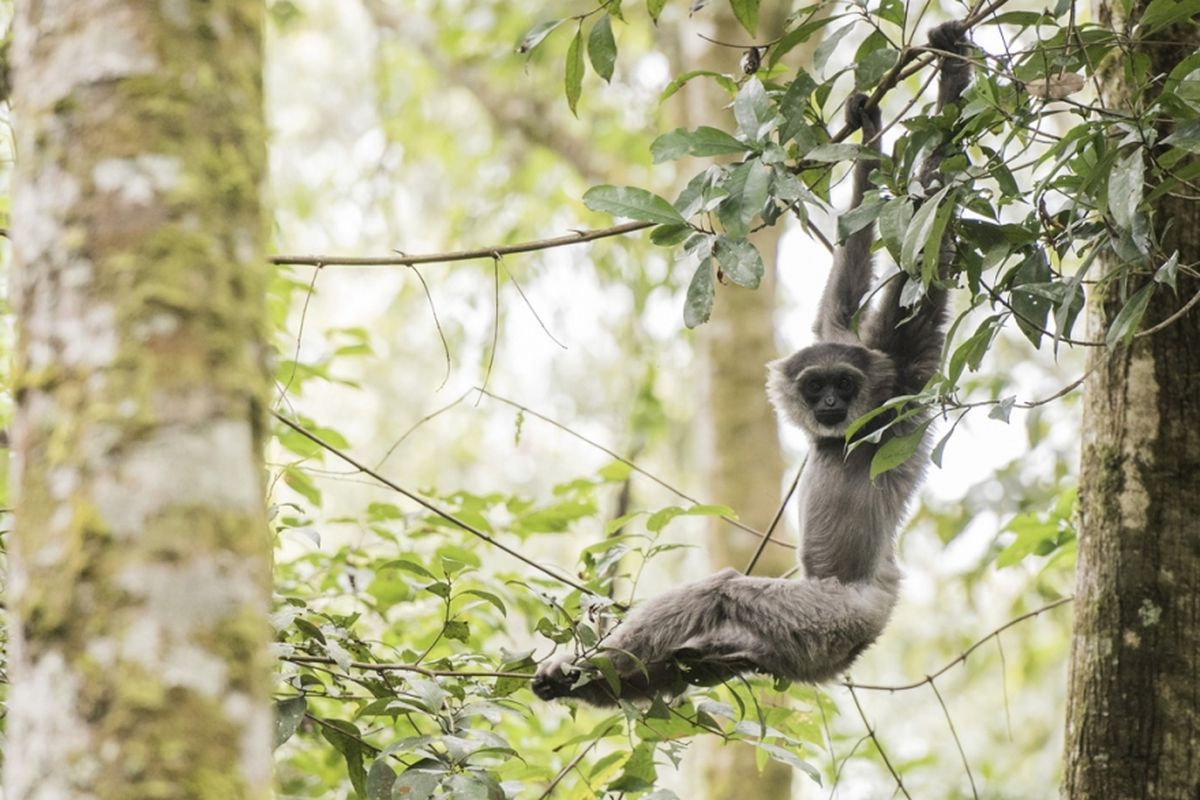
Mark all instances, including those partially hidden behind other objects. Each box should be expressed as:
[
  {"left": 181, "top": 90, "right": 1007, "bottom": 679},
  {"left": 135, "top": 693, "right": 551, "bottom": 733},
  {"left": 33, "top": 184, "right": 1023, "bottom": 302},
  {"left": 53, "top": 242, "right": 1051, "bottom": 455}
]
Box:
[
  {"left": 687, "top": 7, "right": 796, "bottom": 797},
  {"left": 5, "top": 3, "right": 273, "bottom": 799},
  {"left": 1063, "top": 7, "right": 1200, "bottom": 797}
]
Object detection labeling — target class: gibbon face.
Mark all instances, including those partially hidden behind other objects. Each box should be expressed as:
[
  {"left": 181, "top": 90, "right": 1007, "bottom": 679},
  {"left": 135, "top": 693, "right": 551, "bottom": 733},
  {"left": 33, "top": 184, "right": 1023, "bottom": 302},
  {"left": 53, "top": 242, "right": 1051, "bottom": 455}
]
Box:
[{"left": 767, "top": 342, "right": 897, "bottom": 440}]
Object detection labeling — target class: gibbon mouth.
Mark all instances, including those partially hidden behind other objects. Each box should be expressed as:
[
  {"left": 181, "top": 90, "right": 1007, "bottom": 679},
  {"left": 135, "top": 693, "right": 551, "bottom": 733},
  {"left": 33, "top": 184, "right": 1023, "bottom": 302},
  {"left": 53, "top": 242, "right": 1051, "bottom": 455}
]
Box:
[{"left": 815, "top": 409, "right": 848, "bottom": 425}]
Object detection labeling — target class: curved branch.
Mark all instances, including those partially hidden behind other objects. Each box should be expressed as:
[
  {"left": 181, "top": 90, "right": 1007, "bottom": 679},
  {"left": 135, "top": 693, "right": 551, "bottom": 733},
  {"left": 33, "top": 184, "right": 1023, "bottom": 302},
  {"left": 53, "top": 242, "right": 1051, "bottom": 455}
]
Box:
[{"left": 270, "top": 221, "right": 652, "bottom": 268}]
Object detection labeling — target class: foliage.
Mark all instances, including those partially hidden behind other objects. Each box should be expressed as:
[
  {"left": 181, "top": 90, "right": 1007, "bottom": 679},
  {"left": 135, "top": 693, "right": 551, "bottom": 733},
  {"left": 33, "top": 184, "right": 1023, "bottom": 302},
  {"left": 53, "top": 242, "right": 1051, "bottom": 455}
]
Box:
[
  {"left": 518, "top": 0, "right": 1200, "bottom": 481},
  {"left": 267, "top": 0, "right": 1188, "bottom": 796}
]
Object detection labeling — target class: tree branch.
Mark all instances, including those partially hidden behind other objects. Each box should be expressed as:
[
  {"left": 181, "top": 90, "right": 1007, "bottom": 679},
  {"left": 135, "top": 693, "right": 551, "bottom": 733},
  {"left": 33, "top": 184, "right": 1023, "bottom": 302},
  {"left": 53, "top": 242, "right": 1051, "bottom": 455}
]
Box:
[
  {"left": 272, "top": 411, "right": 614, "bottom": 603},
  {"left": 843, "top": 595, "right": 1073, "bottom": 692},
  {"left": 270, "top": 221, "right": 652, "bottom": 268}
]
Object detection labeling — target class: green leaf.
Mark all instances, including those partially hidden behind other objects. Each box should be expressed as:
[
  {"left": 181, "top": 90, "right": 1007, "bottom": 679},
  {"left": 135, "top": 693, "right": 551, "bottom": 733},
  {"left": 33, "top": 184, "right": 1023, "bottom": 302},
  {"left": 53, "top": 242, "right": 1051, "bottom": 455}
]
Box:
[
  {"left": 988, "top": 396, "right": 1017, "bottom": 423},
  {"left": 778, "top": 70, "right": 818, "bottom": 144},
  {"left": 517, "top": 19, "right": 564, "bottom": 54},
  {"left": 733, "top": 78, "right": 771, "bottom": 141},
  {"left": 647, "top": 0, "right": 667, "bottom": 22},
  {"left": 900, "top": 185, "right": 952, "bottom": 274},
  {"left": 878, "top": 197, "right": 913, "bottom": 262},
  {"left": 814, "top": 23, "right": 853, "bottom": 76},
  {"left": 730, "top": 0, "right": 759, "bottom": 34},
  {"left": 443, "top": 619, "right": 470, "bottom": 642},
  {"left": 650, "top": 126, "right": 753, "bottom": 163},
  {"left": 660, "top": 69, "right": 737, "bottom": 102},
  {"left": 855, "top": 47, "right": 898, "bottom": 91},
  {"left": 565, "top": 27, "right": 584, "bottom": 116},
  {"left": 836, "top": 195, "right": 885, "bottom": 243},
  {"left": 1105, "top": 283, "right": 1154, "bottom": 349},
  {"left": 365, "top": 759, "right": 396, "bottom": 800},
  {"left": 522, "top": 498, "right": 597, "bottom": 532},
  {"left": 282, "top": 465, "right": 322, "bottom": 507},
  {"left": 946, "top": 315, "right": 1002, "bottom": 386},
  {"left": 717, "top": 159, "right": 770, "bottom": 237},
  {"left": 922, "top": 191, "right": 956, "bottom": 283},
  {"left": 650, "top": 223, "right": 691, "bottom": 246},
  {"left": 1107, "top": 149, "right": 1144, "bottom": 231},
  {"left": 1163, "top": 120, "right": 1200, "bottom": 154},
  {"left": 392, "top": 770, "right": 441, "bottom": 800},
  {"left": 684, "top": 257, "right": 716, "bottom": 328},
  {"left": 1154, "top": 251, "right": 1180, "bottom": 290},
  {"left": 461, "top": 588, "right": 508, "bottom": 617},
  {"left": 714, "top": 236, "right": 764, "bottom": 289},
  {"left": 1139, "top": 0, "right": 1200, "bottom": 33},
  {"left": 273, "top": 697, "right": 307, "bottom": 749},
  {"left": 584, "top": 185, "right": 686, "bottom": 225},
  {"left": 869, "top": 421, "right": 933, "bottom": 480},
  {"left": 320, "top": 719, "right": 368, "bottom": 796},
  {"left": 588, "top": 15, "right": 617, "bottom": 82}
]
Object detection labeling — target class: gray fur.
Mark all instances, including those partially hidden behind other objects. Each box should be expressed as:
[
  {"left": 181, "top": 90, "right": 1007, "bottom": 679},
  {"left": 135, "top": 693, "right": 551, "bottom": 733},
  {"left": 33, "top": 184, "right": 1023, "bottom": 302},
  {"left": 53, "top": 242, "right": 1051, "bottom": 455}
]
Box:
[{"left": 533, "top": 22, "right": 971, "bottom": 707}]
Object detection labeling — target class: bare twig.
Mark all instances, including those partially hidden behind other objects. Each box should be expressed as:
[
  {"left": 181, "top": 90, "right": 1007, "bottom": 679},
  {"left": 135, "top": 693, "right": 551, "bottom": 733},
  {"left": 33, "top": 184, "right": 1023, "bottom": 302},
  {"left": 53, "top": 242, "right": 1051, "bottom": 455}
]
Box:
[
  {"left": 538, "top": 725, "right": 620, "bottom": 799},
  {"left": 844, "top": 596, "right": 1073, "bottom": 692},
  {"left": 929, "top": 679, "right": 979, "bottom": 799},
  {"left": 272, "top": 411, "right": 610, "bottom": 602},
  {"left": 845, "top": 683, "right": 913, "bottom": 799},
  {"left": 270, "top": 221, "right": 653, "bottom": 268},
  {"left": 475, "top": 387, "right": 796, "bottom": 551},
  {"left": 744, "top": 457, "right": 807, "bottom": 575},
  {"left": 285, "top": 653, "right": 533, "bottom": 680}
]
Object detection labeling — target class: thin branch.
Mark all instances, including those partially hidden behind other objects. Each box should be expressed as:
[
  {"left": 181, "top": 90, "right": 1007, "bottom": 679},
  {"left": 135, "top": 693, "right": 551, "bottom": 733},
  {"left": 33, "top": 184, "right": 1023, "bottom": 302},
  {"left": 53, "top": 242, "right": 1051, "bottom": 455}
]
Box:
[
  {"left": 928, "top": 679, "right": 979, "bottom": 799},
  {"left": 409, "top": 264, "right": 452, "bottom": 390},
  {"left": 845, "top": 683, "right": 913, "bottom": 799},
  {"left": 274, "top": 266, "right": 321, "bottom": 408},
  {"left": 538, "top": 725, "right": 620, "bottom": 800},
  {"left": 844, "top": 595, "right": 1073, "bottom": 692},
  {"left": 497, "top": 256, "right": 568, "bottom": 349},
  {"left": 271, "top": 411, "right": 610, "bottom": 602},
  {"left": 475, "top": 257, "right": 501, "bottom": 406},
  {"left": 745, "top": 457, "right": 807, "bottom": 575},
  {"left": 270, "top": 221, "right": 653, "bottom": 268},
  {"left": 284, "top": 654, "right": 533, "bottom": 680},
  {"left": 475, "top": 387, "right": 796, "bottom": 551},
  {"left": 374, "top": 390, "right": 473, "bottom": 471}
]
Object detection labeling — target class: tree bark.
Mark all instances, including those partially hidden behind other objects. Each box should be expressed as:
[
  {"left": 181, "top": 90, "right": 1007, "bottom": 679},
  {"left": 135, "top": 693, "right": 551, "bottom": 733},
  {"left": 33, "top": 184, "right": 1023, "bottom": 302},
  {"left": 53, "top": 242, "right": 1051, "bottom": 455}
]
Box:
[
  {"left": 5, "top": 3, "right": 273, "bottom": 799},
  {"left": 1063, "top": 7, "right": 1200, "bottom": 797},
  {"left": 688, "top": 7, "right": 796, "bottom": 797}
]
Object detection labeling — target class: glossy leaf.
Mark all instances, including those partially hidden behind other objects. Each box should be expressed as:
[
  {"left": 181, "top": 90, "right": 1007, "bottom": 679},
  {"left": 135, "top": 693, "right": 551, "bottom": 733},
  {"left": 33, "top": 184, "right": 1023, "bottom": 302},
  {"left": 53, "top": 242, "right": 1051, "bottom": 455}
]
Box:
[
  {"left": 565, "top": 27, "right": 584, "bottom": 115},
  {"left": 588, "top": 15, "right": 617, "bottom": 82},
  {"left": 684, "top": 257, "right": 716, "bottom": 328},
  {"left": 584, "top": 185, "right": 686, "bottom": 225}
]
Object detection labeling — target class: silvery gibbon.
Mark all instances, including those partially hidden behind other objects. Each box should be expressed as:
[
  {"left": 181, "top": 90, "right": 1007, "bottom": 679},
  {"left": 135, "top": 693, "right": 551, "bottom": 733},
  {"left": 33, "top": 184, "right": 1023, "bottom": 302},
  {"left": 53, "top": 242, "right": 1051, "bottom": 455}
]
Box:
[{"left": 534, "top": 20, "right": 971, "bottom": 707}]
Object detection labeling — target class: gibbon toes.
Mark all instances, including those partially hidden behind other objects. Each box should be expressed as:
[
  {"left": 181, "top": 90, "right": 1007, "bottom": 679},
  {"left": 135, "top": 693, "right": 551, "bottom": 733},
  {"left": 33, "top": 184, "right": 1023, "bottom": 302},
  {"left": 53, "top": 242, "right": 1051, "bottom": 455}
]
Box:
[
  {"left": 928, "top": 20, "right": 967, "bottom": 53},
  {"left": 531, "top": 655, "right": 578, "bottom": 700},
  {"left": 845, "top": 93, "right": 881, "bottom": 134}
]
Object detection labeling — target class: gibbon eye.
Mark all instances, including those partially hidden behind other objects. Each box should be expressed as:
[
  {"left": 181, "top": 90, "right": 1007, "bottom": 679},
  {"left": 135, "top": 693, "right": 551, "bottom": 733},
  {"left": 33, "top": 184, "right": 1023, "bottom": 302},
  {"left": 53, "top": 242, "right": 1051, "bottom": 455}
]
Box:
[
  {"left": 803, "top": 378, "right": 824, "bottom": 396},
  {"left": 836, "top": 375, "right": 854, "bottom": 393}
]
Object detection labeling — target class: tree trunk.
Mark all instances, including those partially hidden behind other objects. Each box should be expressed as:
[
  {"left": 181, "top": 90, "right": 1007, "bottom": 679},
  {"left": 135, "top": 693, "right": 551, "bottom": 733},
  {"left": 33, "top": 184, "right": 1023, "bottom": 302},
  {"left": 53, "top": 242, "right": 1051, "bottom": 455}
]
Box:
[
  {"left": 1063, "top": 7, "right": 1200, "bottom": 797},
  {"left": 5, "top": 3, "right": 273, "bottom": 799},
  {"left": 688, "top": 8, "right": 796, "bottom": 797}
]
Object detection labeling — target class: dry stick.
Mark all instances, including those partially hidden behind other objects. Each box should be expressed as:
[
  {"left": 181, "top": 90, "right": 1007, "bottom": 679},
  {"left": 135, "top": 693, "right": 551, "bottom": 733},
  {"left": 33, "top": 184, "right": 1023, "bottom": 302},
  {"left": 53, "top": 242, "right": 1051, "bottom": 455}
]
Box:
[
  {"left": 844, "top": 595, "right": 1073, "bottom": 692},
  {"left": 744, "top": 456, "right": 808, "bottom": 575},
  {"left": 285, "top": 654, "right": 533, "bottom": 680},
  {"left": 474, "top": 387, "right": 796, "bottom": 551},
  {"left": 270, "top": 221, "right": 653, "bottom": 268},
  {"left": 272, "top": 411, "right": 610, "bottom": 603},
  {"left": 928, "top": 678, "right": 979, "bottom": 799},
  {"left": 537, "top": 725, "right": 620, "bottom": 800},
  {"left": 846, "top": 683, "right": 913, "bottom": 800}
]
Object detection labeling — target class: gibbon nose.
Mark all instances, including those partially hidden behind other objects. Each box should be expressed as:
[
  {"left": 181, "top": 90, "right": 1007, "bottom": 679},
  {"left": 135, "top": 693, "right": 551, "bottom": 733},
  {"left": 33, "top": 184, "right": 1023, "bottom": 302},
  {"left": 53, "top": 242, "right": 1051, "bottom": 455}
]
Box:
[{"left": 823, "top": 396, "right": 837, "bottom": 406}]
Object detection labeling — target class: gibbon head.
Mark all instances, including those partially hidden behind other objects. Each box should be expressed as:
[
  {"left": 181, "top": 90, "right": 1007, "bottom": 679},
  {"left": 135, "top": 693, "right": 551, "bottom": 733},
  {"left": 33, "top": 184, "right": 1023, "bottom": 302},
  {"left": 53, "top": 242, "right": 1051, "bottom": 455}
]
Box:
[{"left": 766, "top": 343, "right": 897, "bottom": 440}]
